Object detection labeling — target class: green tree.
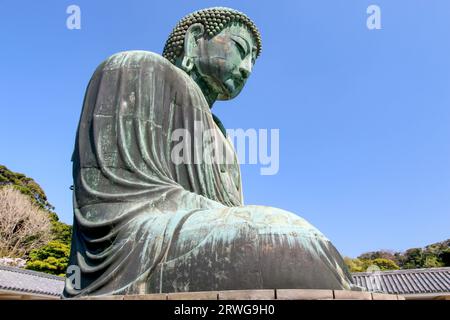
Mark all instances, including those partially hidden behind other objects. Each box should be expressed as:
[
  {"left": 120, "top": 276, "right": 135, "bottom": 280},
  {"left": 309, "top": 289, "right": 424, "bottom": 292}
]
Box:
[
  {"left": 0, "top": 165, "right": 54, "bottom": 211},
  {"left": 423, "top": 255, "right": 444, "bottom": 268},
  {"left": 370, "top": 258, "right": 400, "bottom": 271},
  {"left": 401, "top": 248, "right": 424, "bottom": 269},
  {"left": 358, "top": 250, "right": 397, "bottom": 263},
  {"left": 0, "top": 164, "right": 72, "bottom": 275},
  {"left": 344, "top": 257, "right": 368, "bottom": 272},
  {"left": 440, "top": 248, "right": 450, "bottom": 267},
  {"left": 23, "top": 217, "right": 72, "bottom": 276},
  {"left": 346, "top": 257, "right": 400, "bottom": 272},
  {"left": 354, "top": 239, "right": 449, "bottom": 271},
  {"left": 48, "top": 212, "right": 72, "bottom": 245},
  {"left": 25, "top": 241, "right": 70, "bottom": 276},
  {"left": 23, "top": 210, "right": 72, "bottom": 276},
  {"left": 0, "top": 165, "right": 72, "bottom": 246}
]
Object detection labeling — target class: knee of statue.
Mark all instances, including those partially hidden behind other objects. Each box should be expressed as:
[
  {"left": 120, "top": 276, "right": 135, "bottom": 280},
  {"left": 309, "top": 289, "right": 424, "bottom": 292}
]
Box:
[{"left": 63, "top": 7, "right": 357, "bottom": 298}]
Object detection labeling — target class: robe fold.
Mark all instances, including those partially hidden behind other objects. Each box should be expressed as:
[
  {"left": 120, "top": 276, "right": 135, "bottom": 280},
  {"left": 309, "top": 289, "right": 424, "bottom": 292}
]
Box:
[{"left": 63, "top": 50, "right": 355, "bottom": 298}]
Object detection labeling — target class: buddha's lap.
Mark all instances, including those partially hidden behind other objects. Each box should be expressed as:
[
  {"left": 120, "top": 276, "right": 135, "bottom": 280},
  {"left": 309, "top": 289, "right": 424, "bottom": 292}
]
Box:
[
  {"left": 163, "top": 205, "right": 332, "bottom": 263},
  {"left": 154, "top": 205, "right": 351, "bottom": 291}
]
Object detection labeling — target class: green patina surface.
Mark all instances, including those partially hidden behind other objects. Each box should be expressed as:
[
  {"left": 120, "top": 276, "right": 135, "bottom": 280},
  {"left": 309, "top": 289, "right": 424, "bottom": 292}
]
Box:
[{"left": 64, "top": 7, "right": 358, "bottom": 298}]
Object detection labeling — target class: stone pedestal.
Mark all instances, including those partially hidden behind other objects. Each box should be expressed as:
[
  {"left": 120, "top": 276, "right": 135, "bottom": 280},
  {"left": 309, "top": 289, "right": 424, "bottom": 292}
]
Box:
[{"left": 80, "top": 289, "right": 404, "bottom": 300}]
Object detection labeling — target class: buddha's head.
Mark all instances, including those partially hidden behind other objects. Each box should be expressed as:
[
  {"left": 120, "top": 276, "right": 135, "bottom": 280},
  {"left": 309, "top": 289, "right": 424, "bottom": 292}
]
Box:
[{"left": 163, "top": 7, "right": 262, "bottom": 101}]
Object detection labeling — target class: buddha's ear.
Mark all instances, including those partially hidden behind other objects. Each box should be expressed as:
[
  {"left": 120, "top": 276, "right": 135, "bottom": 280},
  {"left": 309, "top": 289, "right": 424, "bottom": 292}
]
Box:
[{"left": 184, "top": 23, "right": 205, "bottom": 58}]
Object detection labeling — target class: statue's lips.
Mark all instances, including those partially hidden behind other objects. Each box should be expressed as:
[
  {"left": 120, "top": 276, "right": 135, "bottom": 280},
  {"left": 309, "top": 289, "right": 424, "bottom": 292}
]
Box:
[
  {"left": 224, "top": 77, "right": 244, "bottom": 95},
  {"left": 233, "top": 77, "right": 244, "bottom": 88}
]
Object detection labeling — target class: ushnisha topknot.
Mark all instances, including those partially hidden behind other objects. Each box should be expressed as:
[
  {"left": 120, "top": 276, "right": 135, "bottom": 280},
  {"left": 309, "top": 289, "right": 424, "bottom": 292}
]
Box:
[{"left": 163, "top": 7, "right": 262, "bottom": 64}]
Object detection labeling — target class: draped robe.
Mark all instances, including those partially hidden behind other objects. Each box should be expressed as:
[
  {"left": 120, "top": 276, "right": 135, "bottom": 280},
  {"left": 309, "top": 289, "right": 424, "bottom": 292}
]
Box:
[{"left": 63, "top": 50, "right": 355, "bottom": 297}]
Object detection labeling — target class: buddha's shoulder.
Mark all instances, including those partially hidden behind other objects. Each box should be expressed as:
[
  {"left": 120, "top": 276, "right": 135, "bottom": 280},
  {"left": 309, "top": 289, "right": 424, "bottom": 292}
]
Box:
[
  {"left": 96, "top": 50, "right": 178, "bottom": 73},
  {"left": 90, "top": 50, "right": 203, "bottom": 102}
]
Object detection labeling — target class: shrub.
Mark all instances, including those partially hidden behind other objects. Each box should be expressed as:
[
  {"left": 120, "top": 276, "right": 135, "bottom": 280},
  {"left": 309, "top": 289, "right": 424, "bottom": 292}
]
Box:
[{"left": 25, "top": 241, "right": 70, "bottom": 276}]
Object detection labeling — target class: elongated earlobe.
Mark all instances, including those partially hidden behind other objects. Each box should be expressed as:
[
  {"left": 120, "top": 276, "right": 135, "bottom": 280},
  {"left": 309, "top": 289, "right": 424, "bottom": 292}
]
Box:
[{"left": 181, "top": 56, "right": 194, "bottom": 73}]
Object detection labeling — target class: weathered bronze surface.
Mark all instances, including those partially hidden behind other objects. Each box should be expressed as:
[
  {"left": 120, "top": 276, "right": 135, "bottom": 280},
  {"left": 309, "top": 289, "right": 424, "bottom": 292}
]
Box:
[{"left": 64, "top": 7, "right": 356, "bottom": 298}]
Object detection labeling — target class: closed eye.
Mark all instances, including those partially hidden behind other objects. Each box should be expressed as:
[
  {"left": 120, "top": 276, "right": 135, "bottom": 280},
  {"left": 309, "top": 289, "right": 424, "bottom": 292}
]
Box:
[{"left": 232, "top": 39, "right": 247, "bottom": 59}]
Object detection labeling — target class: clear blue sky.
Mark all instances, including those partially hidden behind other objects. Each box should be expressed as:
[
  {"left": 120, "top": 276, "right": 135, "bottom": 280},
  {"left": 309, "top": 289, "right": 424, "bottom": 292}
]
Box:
[{"left": 1, "top": 1, "right": 449, "bottom": 258}]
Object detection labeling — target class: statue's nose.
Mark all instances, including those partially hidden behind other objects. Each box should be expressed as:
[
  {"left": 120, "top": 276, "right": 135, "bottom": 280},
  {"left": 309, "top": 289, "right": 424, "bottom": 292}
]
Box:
[
  {"left": 239, "top": 58, "right": 252, "bottom": 80},
  {"left": 239, "top": 67, "right": 250, "bottom": 80}
]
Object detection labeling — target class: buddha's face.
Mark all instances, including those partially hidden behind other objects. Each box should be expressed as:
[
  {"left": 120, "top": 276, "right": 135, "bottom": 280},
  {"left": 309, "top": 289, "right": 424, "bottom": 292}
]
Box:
[{"left": 189, "top": 24, "right": 257, "bottom": 100}]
